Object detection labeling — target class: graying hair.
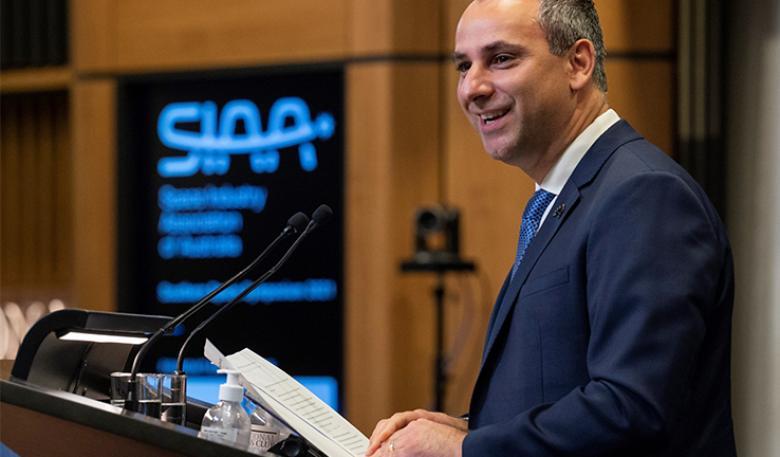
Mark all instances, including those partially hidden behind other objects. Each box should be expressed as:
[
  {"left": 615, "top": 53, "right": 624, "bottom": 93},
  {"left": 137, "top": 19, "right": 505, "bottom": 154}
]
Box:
[{"left": 538, "top": 0, "right": 608, "bottom": 92}]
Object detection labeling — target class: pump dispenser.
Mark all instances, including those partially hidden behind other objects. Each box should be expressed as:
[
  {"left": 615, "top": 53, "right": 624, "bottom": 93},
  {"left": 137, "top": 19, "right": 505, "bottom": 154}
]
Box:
[
  {"left": 219, "top": 369, "right": 244, "bottom": 403},
  {"left": 198, "top": 369, "right": 251, "bottom": 449}
]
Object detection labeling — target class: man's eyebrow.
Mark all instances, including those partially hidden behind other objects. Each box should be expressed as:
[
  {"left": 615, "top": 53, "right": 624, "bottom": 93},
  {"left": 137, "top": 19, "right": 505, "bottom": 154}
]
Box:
[
  {"left": 452, "top": 41, "right": 524, "bottom": 62},
  {"left": 484, "top": 40, "right": 523, "bottom": 53}
]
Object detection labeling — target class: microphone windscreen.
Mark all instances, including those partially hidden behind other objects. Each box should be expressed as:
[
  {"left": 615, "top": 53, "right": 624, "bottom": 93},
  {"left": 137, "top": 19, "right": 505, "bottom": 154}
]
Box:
[
  {"left": 287, "top": 212, "right": 309, "bottom": 232},
  {"left": 312, "top": 204, "right": 333, "bottom": 224}
]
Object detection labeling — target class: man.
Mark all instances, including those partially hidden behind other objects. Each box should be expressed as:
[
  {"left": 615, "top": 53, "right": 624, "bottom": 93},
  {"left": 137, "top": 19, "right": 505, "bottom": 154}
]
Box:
[{"left": 366, "top": 0, "right": 736, "bottom": 456}]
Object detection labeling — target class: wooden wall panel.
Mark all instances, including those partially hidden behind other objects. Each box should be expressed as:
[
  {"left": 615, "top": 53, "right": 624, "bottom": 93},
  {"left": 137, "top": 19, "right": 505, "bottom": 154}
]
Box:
[
  {"left": 345, "top": 62, "right": 441, "bottom": 433},
  {"left": 37, "top": 97, "right": 55, "bottom": 284},
  {"left": 345, "top": 64, "right": 395, "bottom": 431},
  {"left": 597, "top": 0, "right": 674, "bottom": 52},
  {"left": 73, "top": 0, "right": 351, "bottom": 73},
  {"left": 19, "top": 100, "right": 38, "bottom": 285},
  {"left": 0, "top": 68, "right": 73, "bottom": 93},
  {"left": 350, "top": 0, "right": 442, "bottom": 56},
  {"left": 388, "top": 0, "right": 442, "bottom": 55},
  {"left": 349, "top": 1, "right": 395, "bottom": 55},
  {"left": 606, "top": 60, "right": 674, "bottom": 154},
  {"left": 71, "top": 80, "right": 116, "bottom": 311},
  {"left": 72, "top": 0, "right": 448, "bottom": 74},
  {"left": 1, "top": 99, "right": 22, "bottom": 288},
  {"left": 70, "top": 0, "right": 117, "bottom": 73},
  {"left": 54, "top": 96, "right": 73, "bottom": 285},
  {"left": 0, "top": 93, "right": 71, "bottom": 302}
]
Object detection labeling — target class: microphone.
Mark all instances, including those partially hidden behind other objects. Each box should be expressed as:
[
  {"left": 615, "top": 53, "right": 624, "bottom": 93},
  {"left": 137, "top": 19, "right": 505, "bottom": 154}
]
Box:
[
  {"left": 127, "top": 211, "right": 309, "bottom": 386},
  {"left": 174, "top": 204, "right": 333, "bottom": 374}
]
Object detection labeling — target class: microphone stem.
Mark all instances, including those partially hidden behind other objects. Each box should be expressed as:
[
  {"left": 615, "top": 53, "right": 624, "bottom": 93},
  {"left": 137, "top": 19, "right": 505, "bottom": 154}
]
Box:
[
  {"left": 129, "top": 227, "right": 294, "bottom": 380},
  {"left": 175, "top": 223, "right": 317, "bottom": 373}
]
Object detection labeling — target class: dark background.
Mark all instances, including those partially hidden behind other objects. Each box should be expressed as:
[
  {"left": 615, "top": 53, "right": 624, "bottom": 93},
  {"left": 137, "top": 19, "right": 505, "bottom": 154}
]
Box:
[{"left": 117, "top": 66, "right": 344, "bottom": 406}]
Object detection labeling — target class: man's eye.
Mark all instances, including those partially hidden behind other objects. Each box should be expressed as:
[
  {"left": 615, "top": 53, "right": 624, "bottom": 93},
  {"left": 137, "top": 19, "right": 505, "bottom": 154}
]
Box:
[
  {"left": 455, "top": 62, "right": 471, "bottom": 74},
  {"left": 493, "top": 54, "right": 512, "bottom": 65}
]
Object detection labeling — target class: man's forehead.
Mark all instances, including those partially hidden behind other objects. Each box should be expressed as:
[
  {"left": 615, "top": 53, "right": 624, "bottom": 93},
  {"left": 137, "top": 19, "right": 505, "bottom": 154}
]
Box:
[
  {"left": 454, "top": 0, "right": 543, "bottom": 52},
  {"left": 460, "top": 0, "right": 539, "bottom": 24}
]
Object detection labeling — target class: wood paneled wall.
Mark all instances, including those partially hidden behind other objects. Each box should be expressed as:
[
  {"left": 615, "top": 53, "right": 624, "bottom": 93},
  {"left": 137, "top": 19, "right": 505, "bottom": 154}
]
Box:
[
  {"left": 71, "top": 80, "right": 117, "bottom": 312},
  {"left": 1, "top": 0, "right": 676, "bottom": 435},
  {"left": 345, "top": 62, "right": 442, "bottom": 428},
  {"left": 0, "top": 92, "right": 72, "bottom": 302},
  {"left": 599, "top": 0, "right": 676, "bottom": 154}
]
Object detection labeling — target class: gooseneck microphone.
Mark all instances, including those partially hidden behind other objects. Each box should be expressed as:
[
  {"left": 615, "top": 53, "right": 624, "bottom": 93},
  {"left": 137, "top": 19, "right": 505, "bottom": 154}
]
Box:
[
  {"left": 174, "top": 204, "right": 333, "bottom": 374},
  {"left": 127, "top": 211, "right": 309, "bottom": 385}
]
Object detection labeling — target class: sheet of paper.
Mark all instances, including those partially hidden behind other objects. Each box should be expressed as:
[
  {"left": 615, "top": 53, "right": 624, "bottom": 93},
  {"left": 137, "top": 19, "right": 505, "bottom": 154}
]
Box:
[
  {"left": 203, "top": 339, "right": 228, "bottom": 368},
  {"left": 227, "top": 349, "right": 368, "bottom": 457},
  {"left": 207, "top": 343, "right": 368, "bottom": 457}
]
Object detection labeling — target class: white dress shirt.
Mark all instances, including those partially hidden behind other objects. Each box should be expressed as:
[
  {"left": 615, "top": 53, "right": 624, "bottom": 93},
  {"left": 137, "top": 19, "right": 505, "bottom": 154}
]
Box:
[{"left": 536, "top": 109, "right": 621, "bottom": 229}]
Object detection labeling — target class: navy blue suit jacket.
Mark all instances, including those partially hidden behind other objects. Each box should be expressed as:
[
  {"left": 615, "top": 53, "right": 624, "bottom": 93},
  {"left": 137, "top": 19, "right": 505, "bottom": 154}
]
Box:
[{"left": 463, "top": 121, "right": 736, "bottom": 456}]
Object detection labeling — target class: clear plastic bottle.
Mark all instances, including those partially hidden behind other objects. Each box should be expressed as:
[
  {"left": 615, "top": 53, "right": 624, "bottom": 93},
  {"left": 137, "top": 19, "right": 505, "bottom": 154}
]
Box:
[{"left": 198, "top": 369, "right": 251, "bottom": 450}]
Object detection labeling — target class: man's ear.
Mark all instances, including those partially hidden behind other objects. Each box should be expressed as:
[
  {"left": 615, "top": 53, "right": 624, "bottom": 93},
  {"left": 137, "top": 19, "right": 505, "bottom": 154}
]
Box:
[{"left": 568, "top": 38, "right": 596, "bottom": 91}]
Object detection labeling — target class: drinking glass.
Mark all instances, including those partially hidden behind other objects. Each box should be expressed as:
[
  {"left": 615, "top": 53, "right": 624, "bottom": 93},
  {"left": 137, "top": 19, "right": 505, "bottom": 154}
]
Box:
[
  {"left": 161, "top": 373, "right": 187, "bottom": 426},
  {"left": 134, "top": 373, "right": 163, "bottom": 418},
  {"left": 109, "top": 372, "right": 132, "bottom": 408}
]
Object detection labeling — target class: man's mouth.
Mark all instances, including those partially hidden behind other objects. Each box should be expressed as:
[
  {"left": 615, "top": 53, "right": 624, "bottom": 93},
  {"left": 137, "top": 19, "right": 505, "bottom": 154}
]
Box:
[{"left": 479, "top": 109, "right": 510, "bottom": 125}]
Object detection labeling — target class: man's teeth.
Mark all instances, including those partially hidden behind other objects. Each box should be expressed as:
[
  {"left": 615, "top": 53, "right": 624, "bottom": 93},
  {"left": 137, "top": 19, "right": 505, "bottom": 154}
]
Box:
[{"left": 481, "top": 111, "right": 507, "bottom": 122}]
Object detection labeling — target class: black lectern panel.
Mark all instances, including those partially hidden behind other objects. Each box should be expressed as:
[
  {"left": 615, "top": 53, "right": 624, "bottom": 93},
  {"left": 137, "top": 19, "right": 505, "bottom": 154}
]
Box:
[
  {"left": 0, "top": 379, "right": 255, "bottom": 457},
  {"left": 10, "top": 309, "right": 171, "bottom": 400}
]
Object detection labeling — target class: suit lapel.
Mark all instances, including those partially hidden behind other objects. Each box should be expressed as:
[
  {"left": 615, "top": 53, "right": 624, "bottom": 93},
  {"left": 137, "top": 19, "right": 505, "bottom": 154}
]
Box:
[{"left": 481, "top": 272, "right": 511, "bottom": 364}]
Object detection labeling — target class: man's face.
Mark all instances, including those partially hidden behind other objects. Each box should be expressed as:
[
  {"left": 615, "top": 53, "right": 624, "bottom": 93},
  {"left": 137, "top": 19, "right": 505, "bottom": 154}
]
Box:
[{"left": 454, "top": 0, "right": 574, "bottom": 168}]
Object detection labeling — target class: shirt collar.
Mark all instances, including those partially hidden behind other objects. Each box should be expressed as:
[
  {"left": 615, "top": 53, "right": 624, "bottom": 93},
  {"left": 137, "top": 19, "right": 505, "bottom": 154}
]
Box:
[{"left": 536, "top": 109, "right": 621, "bottom": 193}]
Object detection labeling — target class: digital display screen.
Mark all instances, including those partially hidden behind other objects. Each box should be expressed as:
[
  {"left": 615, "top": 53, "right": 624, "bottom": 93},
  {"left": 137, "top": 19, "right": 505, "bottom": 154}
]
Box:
[{"left": 117, "top": 67, "right": 344, "bottom": 408}]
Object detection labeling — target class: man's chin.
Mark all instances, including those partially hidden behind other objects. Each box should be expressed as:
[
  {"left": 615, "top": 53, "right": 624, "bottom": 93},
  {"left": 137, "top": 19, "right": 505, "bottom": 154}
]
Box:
[{"left": 483, "top": 144, "right": 517, "bottom": 165}]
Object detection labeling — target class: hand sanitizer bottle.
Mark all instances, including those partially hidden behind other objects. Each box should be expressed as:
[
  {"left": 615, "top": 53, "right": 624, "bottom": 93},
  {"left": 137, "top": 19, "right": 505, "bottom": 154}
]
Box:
[{"left": 198, "top": 369, "right": 251, "bottom": 450}]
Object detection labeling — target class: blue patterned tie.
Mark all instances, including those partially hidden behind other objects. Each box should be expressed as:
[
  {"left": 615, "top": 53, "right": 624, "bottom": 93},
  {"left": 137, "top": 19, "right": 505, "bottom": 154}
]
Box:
[{"left": 511, "top": 189, "right": 556, "bottom": 279}]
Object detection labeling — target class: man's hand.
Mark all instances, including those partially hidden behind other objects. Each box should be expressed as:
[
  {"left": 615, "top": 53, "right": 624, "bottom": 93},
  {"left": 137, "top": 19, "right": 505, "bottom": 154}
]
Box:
[{"left": 366, "top": 410, "right": 467, "bottom": 457}]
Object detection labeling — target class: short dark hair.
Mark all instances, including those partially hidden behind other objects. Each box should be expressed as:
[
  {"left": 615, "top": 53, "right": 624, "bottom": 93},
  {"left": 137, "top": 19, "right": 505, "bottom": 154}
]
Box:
[{"left": 538, "top": 0, "right": 608, "bottom": 92}]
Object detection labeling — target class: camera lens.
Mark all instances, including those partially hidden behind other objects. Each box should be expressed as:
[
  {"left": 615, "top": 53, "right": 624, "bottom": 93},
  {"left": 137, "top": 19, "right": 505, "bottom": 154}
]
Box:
[{"left": 417, "top": 209, "right": 441, "bottom": 232}]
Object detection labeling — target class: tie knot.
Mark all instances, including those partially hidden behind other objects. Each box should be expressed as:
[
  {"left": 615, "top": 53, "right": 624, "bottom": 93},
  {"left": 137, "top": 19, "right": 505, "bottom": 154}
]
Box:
[
  {"left": 512, "top": 189, "right": 556, "bottom": 277},
  {"left": 522, "top": 189, "right": 556, "bottom": 224}
]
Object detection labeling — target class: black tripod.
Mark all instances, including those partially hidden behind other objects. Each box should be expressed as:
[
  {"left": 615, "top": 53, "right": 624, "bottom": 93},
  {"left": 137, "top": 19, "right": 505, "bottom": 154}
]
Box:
[{"left": 401, "top": 255, "right": 475, "bottom": 411}]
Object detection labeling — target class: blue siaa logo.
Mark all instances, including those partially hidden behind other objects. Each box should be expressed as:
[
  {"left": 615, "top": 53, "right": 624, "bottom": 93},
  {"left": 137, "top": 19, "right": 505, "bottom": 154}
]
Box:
[{"left": 157, "top": 98, "right": 335, "bottom": 177}]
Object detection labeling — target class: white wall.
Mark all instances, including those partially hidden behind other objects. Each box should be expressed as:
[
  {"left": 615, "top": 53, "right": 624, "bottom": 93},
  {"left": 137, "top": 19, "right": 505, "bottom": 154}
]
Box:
[{"left": 727, "top": 1, "right": 780, "bottom": 455}]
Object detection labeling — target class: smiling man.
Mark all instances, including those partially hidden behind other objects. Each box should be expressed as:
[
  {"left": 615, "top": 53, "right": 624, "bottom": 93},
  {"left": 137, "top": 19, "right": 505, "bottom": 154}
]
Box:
[{"left": 366, "top": 0, "right": 736, "bottom": 456}]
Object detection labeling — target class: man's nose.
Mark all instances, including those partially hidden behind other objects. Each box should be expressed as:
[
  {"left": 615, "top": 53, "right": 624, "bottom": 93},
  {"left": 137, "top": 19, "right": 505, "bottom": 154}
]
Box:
[{"left": 460, "top": 66, "right": 494, "bottom": 103}]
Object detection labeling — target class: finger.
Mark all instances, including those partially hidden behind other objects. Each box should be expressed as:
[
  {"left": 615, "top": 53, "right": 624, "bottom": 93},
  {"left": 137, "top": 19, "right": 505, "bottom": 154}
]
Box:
[
  {"left": 386, "top": 429, "right": 407, "bottom": 456},
  {"left": 414, "top": 410, "right": 468, "bottom": 430},
  {"left": 367, "top": 420, "right": 389, "bottom": 455},
  {"left": 375, "top": 439, "right": 391, "bottom": 457},
  {"left": 366, "top": 412, "right": 418, "bottom": 454},
  {"left": 366, "top": 419, "right": 387, "bottom": 456},
  {"left": 368, "top": 419, "right": 387, "bottom": 446},
  {"left": 367, "top": 418, "right": 399, "bottom": 455},
  {"left": 368, "top": 416, "right": 402, "bottom": 451}
]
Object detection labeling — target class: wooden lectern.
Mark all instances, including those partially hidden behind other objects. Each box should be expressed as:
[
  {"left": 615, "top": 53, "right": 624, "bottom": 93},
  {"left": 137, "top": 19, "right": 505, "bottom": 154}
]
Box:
[{"left": 1, "top": 373, "right": 255, "bottom": 457}]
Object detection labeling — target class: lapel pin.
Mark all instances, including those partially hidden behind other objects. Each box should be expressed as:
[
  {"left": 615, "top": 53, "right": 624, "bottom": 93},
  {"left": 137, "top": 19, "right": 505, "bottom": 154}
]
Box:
[{"left": 553, "top": 203, "right": 565, "bottom": 218}]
